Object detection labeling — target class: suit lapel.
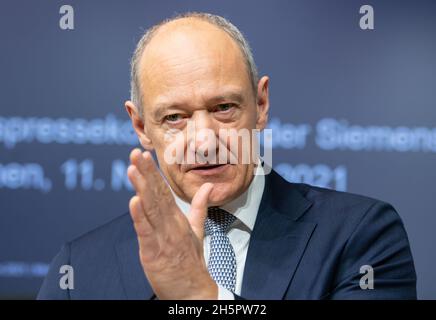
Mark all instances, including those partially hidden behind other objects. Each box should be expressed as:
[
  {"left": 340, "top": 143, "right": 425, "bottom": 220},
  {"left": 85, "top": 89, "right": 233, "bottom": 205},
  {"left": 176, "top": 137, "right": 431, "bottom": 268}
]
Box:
[
  {"left": 115, "top": 237, "right": 155, "bottom": 300},
  {"left": 241, "top": 171, "right": 316, "bottom": 299}
]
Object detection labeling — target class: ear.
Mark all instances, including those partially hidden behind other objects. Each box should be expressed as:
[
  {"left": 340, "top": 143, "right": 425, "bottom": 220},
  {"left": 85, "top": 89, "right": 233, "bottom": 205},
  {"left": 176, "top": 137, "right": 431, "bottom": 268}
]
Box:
[
  {"left": 124, "top": 100, "right": 154, "bottom": 150},
  {"left": 255, "top": 76, "right": 270, "bottom": 131}
]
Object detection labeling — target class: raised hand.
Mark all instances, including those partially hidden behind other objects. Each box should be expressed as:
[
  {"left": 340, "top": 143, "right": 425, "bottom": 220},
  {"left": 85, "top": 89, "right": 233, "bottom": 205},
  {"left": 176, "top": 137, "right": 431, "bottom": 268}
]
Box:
[{"left": 127, "top": 148, "right": 218, "bottom": 299}]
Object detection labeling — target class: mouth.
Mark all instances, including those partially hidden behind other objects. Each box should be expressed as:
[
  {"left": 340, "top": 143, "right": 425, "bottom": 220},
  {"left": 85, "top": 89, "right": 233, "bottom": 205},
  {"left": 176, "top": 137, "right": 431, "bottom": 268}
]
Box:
[{"left": 186, "top": 163, "right": 231, "bottom": 176}]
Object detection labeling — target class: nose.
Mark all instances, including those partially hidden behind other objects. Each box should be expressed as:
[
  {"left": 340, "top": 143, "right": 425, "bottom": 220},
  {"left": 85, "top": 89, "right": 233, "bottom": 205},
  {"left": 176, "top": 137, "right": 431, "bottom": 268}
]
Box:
[{"left": 187, "top": 111, "right": 219, "bottom": 163}]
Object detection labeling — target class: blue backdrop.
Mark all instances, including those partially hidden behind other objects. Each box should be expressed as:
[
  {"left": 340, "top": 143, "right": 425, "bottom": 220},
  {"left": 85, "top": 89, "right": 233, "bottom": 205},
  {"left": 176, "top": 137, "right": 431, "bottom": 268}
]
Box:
[{"left": 0, "top": 0, "right": 435, "bottom": 299}]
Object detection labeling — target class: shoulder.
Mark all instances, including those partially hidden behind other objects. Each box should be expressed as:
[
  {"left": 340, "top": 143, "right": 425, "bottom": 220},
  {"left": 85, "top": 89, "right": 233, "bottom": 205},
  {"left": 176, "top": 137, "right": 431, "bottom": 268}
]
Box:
[
  {"left": 299, "top": 182, "right": 404, "bottom": 231},
  {"left": 297, "top": 182, "right": 389, "bottom": 214},
  {"left": 268, "top": 170, "right": 405, "bottom": 232},
  {"left": 67, "top": 212, "right": 135, "bottom": 257}
]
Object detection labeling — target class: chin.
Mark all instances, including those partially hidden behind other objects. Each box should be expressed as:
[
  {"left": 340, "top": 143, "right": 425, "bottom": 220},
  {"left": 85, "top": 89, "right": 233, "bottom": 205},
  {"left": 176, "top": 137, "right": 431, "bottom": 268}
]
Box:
[{"left": 207, "top": 183, "right": 240, "bottom": 206}]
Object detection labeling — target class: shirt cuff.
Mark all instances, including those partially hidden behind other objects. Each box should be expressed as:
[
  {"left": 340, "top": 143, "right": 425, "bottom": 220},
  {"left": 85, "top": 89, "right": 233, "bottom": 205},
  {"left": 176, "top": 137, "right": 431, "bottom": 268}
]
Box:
[{"left": 217, "top": 285, "right": 235, "bottom": 300}]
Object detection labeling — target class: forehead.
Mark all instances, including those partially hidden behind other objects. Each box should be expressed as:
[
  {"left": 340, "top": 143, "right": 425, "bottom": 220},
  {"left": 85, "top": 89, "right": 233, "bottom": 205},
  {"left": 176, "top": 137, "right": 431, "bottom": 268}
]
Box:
[{"left": 138, "top": 19, "right": 252, "bottom": 112}]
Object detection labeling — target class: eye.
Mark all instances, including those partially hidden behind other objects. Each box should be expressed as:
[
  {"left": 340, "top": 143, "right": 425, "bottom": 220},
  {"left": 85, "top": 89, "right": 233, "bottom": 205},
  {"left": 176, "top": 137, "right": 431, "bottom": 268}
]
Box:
[
  {"left": 216, "top": 103, "right": 234, "bottom": 112},
  {"left": 164, "top": 113, "right": 183, "bottom": 123}
]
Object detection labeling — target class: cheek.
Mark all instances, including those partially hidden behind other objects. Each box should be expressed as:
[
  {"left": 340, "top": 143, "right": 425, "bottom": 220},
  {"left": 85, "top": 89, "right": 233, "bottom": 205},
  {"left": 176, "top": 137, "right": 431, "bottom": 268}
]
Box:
[
  {"left": 154, "top": 149, "right": 181, "bottom": 188},
  {"left": 159, "top": 130, "right": 190, "bottom": 164},
  {"left": 153, "top": 130, "right": 185, "bottom": 164}
]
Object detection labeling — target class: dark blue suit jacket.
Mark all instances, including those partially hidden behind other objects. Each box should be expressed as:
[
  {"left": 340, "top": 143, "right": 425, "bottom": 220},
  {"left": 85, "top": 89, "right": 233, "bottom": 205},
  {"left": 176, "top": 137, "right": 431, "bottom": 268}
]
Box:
[{"left": 38, "top": 170, "right": 416, "bottom": 299}]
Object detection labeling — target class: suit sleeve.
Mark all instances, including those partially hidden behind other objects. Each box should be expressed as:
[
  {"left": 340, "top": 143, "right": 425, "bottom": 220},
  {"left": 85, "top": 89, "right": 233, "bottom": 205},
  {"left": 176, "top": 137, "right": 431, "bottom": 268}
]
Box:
[
  {"left": 329, "top": 201, "right": 417, "bottom": 299},
  {"left": 37, "top": 242, "right": 72, "bottom": 300}
]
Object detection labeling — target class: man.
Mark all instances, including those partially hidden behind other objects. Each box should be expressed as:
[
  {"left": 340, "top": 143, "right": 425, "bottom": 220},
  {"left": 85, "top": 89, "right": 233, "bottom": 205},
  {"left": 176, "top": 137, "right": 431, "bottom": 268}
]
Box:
[{"left": 38, "top": 12, "right": 416, "bottom": 300}]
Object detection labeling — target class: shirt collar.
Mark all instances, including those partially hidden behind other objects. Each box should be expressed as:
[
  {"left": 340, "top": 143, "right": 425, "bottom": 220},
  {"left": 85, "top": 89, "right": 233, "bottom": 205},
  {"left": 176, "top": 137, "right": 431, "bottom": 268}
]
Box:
[{"left": 172, "top": 164, "right": 265, "bottom": 232}]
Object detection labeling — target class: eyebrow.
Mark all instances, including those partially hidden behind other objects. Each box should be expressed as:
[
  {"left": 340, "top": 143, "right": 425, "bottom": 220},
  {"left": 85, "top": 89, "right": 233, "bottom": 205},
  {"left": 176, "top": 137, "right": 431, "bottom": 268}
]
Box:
[{"left": 151, "top": 91, "right": 245, "bottom": 120}]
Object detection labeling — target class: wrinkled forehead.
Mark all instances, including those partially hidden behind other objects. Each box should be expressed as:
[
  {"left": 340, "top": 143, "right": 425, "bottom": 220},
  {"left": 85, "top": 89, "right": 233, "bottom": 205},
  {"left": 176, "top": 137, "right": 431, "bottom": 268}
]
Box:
[{"left": 137, "top": 19, "right": 252, "bottom": 111}]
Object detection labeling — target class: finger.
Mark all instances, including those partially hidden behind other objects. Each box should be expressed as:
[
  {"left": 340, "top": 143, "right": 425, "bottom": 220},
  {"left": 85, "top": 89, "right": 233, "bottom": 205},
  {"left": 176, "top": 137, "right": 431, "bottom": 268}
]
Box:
[
  {"left": 127, "top": 163, "right": 159, "bottom": 219},
  {"left": 130, "top": 148, "right": 163, "bottom": 188},
  {"left": 141, "top": 151, "right": 173, "bottom": 200},
  {"left": 129, "top": 195, "right": 153, "bottom": 237},
  {"left": 127, "top": 159, "right": 174, "bottom": 229},
  {"left": 127, "top": 164, "right": 145, "bottom": 195},
  {"left": 127, "top": 164, "right": 161, "bottom": 226},
  {"left": 129, "top": 149, "right": 163, "bottom": 199},
  {"left": 188, "top": 183, "right": 214, "bottom": 239},
  {"left": 130, "top": 148, "right": 153, "bottom": 177},
  {"left": 130, "top": 149, "right": 174, "bottom": 206},
  {"left": 129, "top": 195, "right": 160, "bottom": 263}
]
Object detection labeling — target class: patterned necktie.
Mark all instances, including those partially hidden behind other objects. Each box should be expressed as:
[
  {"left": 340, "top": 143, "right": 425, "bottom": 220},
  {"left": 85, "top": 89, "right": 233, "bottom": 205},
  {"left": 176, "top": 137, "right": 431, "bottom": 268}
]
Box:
[{"left": 204, "top": 207, "right": 237, "bottom": 292}]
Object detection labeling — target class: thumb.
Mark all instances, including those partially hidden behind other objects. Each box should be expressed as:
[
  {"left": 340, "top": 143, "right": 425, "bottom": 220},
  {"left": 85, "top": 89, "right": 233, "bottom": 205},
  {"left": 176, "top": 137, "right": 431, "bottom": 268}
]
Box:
[{"left": 188, "top": 182, "right": 214, "bottom": 239}]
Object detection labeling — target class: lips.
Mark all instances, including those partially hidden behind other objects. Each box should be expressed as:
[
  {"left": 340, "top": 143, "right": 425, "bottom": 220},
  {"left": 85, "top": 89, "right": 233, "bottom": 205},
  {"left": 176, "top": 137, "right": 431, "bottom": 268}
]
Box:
[
  {"left": 185, "top": 163, "right": 231, "bottom": 176},
  {"left": 188, "top": 163, "right": 224, "bottom": 170}
]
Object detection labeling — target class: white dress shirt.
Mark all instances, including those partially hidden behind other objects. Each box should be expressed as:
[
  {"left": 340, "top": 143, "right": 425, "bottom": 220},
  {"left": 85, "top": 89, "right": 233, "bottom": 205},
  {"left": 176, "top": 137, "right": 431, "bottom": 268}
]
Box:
[{"left": 172, "top": 164, "right": 265, "bottom": 300}]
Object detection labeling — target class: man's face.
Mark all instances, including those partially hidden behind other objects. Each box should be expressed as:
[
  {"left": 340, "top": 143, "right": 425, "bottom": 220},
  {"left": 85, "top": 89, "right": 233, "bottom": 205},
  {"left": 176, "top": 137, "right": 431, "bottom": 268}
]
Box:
[{"left": 127, "top": 18, "right": 269, "bottom": 205}]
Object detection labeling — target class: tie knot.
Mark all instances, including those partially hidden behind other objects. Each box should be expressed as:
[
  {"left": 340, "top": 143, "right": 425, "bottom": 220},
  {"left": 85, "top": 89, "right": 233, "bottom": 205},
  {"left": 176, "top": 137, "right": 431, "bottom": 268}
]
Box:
[{"left": 205, "top": 207, "right": 236, "bottom": 236}]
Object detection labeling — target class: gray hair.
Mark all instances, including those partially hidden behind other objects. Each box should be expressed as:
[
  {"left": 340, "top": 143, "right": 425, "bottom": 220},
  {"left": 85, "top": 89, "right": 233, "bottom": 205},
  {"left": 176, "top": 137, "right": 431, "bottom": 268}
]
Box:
[{"left": 129, "top": 12, "right": 259, "bottom": 116}]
